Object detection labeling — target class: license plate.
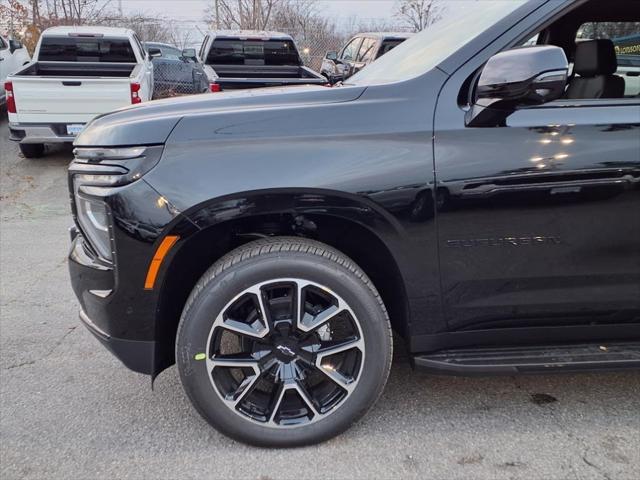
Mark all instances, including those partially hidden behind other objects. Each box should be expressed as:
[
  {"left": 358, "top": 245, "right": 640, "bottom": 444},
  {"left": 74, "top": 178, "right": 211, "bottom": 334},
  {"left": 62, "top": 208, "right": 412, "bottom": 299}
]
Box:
[{"left": 66, "top": 124, "right": 84, "bottom": 136}]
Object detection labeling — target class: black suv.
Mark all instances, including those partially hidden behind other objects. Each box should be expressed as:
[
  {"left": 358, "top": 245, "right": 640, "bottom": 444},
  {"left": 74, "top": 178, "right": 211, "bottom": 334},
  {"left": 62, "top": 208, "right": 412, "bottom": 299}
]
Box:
[{"left": 68, "top": 0, "right": 640, "bottom": 447}]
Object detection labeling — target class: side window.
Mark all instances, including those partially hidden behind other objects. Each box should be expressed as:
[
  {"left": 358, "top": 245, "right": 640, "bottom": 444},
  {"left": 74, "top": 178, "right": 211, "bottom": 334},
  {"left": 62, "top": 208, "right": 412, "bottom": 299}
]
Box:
[
  {"left": 576, "top": 22, "right": 640, "bottom": 97},
  {"left": 340, "top": 37, "right": 362, "bottom": 62},
  {"left": 0, "top": 37, "right": 6, "bottom": 50},
  {"left": 357, "top": 38, "right": 377, "bottom": 63}
]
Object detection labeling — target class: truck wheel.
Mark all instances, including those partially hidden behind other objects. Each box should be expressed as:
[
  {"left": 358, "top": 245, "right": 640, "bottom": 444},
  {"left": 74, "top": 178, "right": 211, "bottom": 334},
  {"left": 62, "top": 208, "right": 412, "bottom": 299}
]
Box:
[
  {"left": 176, "top": 237, "right": 392, "bottom": 447},
  {"left": 19, "top": 144, "right": 45, "bottom": 158}
]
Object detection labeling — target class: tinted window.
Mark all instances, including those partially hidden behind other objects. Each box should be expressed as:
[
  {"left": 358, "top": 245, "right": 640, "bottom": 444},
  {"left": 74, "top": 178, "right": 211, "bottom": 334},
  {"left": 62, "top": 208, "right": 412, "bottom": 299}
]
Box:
[
  {"left": 0, "top": 37, "right": 6, "bottom": 50},
  {"left": 39, "top": 37, "right": 136, "bottom": 62},
  {"left": 207, "top": 39, "right": 300, "bottom": 66},
  {"left": 357, "top": 38, "right": 378, "bottom": 63},
  {"left": 341, "top": 38, "right": 362, "bottom": 61},
  {"left": 576, "top": 23, "right": 640, "bottom": 97}
]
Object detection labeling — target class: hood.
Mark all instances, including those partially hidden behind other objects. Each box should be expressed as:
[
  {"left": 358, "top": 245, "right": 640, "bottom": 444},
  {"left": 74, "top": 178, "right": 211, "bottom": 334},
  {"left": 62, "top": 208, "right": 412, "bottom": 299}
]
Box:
[{"left": 74, "top": 85, "right": 366, "bottom": 147}]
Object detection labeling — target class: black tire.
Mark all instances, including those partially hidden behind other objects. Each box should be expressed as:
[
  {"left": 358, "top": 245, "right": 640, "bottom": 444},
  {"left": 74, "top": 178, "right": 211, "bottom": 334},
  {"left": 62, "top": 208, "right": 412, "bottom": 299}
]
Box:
[
  {"left": 19, "top": 143, "right": 45, "bottom": 158},
  {"left": 176, "top": 236, "right": 392, "bottom": 447}
]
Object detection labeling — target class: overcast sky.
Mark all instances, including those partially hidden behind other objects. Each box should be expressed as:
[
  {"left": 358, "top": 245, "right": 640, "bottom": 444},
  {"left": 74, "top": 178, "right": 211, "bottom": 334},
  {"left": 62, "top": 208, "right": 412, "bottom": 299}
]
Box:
[{"left": 122, "top": 0, "right": 398, "bottom": 24}]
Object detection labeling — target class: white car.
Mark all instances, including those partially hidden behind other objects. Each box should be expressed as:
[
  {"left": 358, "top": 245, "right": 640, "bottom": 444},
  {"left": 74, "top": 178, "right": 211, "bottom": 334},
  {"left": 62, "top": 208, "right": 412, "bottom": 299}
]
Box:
[
  {"left": 6, "top": 26, "right": 156, "bottom": 158},
  {"left": 0, "top": 36, "right": 31, "bottom": 105}
]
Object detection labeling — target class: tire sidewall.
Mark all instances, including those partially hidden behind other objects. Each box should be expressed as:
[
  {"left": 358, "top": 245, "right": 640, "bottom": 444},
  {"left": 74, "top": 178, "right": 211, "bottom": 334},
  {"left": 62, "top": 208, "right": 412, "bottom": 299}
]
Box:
[{"left": 176, "top": 247, "right": 391, "bottom": 447}]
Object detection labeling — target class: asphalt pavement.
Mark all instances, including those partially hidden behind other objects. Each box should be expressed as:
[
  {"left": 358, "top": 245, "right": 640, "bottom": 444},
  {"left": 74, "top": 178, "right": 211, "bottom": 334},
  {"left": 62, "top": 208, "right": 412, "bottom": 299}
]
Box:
[{"left": 1, "top": 109, "right": 639, "bottom": 479}]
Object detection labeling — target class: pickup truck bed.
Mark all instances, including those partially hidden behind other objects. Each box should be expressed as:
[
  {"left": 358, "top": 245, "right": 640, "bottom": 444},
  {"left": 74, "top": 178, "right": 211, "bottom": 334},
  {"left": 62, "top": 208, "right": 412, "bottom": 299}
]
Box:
[
  {"left": 6, "top": 26, "right": 155, "bottom": 157},
  {"left": 200, "top": 32, "right": 326, "bottom": 91},
  {"left": 208, "top": 64, "right": 326, "bottom": 90},
  {"left": 9, "top": 61, "right": 140, "bottom": 125},
  {"left": 16, "top": 62, "right": 135, "bottom": 77}
]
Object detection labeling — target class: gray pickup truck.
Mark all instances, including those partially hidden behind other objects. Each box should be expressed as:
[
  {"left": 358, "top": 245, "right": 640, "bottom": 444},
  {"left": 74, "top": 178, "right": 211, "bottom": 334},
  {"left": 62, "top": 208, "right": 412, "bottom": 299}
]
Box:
[{"left": 199, "top": 30, "right": 326, "bottom": 91}]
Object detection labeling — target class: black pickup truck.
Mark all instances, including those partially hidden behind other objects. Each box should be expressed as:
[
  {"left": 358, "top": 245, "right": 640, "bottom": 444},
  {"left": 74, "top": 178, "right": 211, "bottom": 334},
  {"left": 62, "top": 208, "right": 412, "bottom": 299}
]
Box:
[
  {"left": 68, "top": 0, "right": 639, "bottom": 447},
  {"left": 198, "top": 31, "right": 326, "bottom": 91}
]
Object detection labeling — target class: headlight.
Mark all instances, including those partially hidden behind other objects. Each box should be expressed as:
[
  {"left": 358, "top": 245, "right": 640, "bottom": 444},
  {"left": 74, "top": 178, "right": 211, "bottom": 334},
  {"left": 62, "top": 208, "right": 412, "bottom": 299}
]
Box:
[
  {"left": 69, "top": 145, "right": 164, "bottom": 262},
  {"left": 74, "top": 182, "right": 113, "bottom": 261},
  {"left": 73, "top": 147, "right": 146, "bottom": 161}
]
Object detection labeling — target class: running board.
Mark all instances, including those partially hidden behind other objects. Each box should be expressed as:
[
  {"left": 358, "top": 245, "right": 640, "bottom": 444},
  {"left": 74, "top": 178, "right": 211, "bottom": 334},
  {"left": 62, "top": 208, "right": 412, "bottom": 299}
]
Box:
[{"left": 412, "top": 342, "right": 640, "bottom": 375}]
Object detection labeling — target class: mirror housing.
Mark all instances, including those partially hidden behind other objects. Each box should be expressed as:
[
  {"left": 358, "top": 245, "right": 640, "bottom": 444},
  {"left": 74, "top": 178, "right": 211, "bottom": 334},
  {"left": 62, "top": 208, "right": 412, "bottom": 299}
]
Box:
[
  {"left": 9, "top": 39, "right": 23, "bottom": 54},
  {"left": 466, "top": 45, "right": 568, "bottom": 127},
  {"left": 148, "top": 47, "right": 162, "bottom": 58},
  {"left": 182, "top": 48, "right": 197, "bottom": 60},
  {"left": 325, "top": 51, "right": 338, "bottom": 62}
]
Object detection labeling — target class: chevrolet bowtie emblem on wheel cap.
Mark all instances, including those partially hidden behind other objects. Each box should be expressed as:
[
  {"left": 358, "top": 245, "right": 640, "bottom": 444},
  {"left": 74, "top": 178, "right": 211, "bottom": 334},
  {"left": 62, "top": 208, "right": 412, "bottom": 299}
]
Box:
[{"left": 276, "top": 345, "right": 297, "bottom": 357}]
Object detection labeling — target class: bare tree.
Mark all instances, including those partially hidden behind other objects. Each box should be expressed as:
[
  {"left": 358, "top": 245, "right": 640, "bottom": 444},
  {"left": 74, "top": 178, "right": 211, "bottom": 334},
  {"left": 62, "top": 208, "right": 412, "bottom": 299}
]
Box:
[
  {"left": 36, "top": 0, "right": 114, "bottom": 26},
  {"left": 204, "top": 0, "right": 281, "bottom": 30},
  {"left": 393, "top": 0, "right": 441, "bottom": 32},
  {"left": 0, "top": 1, "right": 30, "bottom": 37},
  {"left": 342, "top": 15, "right": 405, "bottom": 37},
  {"left": 270, "top": 0, "right": 344, "bottom": 69},
  {"left": 101, "top": 13, "right": 172, "bottom": 43},
  {"left": 2, "top": 0, "right": 114, "bottom": 52}
]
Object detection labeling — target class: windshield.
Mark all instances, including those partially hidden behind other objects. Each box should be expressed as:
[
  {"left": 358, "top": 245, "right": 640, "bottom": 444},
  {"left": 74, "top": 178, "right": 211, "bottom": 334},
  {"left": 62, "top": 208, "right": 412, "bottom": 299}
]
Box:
[
  {"left": 39, "top": 36, "right": 136, "bottom": 63},
  {"left": 349, "top": 0, "right": 527, "bottom": 85},
  {"left": 207, "top": 39, "right": 301, "bottom": 66}
]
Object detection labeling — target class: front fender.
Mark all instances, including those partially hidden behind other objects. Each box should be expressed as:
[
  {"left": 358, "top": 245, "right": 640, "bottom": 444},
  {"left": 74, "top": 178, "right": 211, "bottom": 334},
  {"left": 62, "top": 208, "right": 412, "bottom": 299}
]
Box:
[{"left": 157, "top": 188, "right": 444, "bottom": 338}]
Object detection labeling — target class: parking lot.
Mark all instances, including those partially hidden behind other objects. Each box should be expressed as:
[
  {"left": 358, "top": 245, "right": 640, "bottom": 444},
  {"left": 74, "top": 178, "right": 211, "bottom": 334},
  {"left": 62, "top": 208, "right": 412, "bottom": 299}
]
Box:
[{"left": 0, "top": 108, "right": 638, "bottom": 479}]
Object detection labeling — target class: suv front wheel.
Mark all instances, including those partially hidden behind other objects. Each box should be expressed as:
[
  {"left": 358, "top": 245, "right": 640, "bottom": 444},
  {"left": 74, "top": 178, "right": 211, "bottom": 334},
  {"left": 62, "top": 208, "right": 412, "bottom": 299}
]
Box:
[{"left": 176, "top": 237, "right": 393, "bottom": 447}]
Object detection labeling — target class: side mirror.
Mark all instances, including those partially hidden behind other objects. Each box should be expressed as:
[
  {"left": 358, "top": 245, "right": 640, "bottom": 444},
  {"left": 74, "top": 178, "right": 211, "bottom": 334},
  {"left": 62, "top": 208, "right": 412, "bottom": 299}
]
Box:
[
  {"left": 148, "top": 47, "right": 162, "bottom": 58},
  {"left": 325, "top": 51, "right": 338, "bottom": 62},
  {"left": 466, "top": 45, "right": 568, "bottom": 127},
  {"left": 182, "top": 48, "right": 197, "bottom": 60},
  {"left": 9, "top": 40, "right": 23, "bottom": 54}
]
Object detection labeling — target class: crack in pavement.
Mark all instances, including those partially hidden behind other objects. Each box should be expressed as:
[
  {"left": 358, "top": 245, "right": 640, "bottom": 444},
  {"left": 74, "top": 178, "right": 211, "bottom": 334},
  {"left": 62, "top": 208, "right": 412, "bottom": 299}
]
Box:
[
  {"left": 4, "top": 326, "right": 78, "bottom": 371},
  {"left": 582, "top": 455, "right": 613, "bottom": 480}
]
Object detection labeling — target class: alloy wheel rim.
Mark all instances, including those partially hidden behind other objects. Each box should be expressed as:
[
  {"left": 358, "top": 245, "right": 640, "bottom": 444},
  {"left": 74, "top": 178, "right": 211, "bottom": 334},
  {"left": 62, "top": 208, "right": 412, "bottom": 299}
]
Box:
[{"left": 205, "top": 278, "right": 365, "bottom": 428}]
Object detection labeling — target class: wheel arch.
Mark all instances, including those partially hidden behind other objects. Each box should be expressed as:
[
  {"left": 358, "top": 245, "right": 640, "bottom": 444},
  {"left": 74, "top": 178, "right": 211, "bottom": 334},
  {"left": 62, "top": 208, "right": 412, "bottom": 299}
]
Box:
[{"left": 152, "top": 188, "right": 413, "bottom": 377}]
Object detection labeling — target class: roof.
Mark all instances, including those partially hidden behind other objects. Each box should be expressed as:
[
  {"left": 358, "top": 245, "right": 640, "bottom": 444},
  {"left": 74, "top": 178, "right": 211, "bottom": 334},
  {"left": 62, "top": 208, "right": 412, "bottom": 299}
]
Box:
[
  {"left": 206, "top": 30, "right": 293, "bottom": 40},
  {"left": 42, "top": 26, "right": 134, "bottom": 37},
  {"left": 358, "top": 32, "right": 415, "bottom": 39}
]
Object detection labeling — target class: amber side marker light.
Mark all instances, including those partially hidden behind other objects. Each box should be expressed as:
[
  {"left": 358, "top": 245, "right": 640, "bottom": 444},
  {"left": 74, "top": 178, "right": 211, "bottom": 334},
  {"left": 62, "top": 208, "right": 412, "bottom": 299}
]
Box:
[{"left": 144, "top": 235, "right": 180, "bottom": 290}]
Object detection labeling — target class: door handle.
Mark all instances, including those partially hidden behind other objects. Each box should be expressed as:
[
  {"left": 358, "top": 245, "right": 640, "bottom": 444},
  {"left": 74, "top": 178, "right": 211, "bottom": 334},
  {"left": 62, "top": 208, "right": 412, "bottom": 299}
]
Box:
[{"left": 62, "top": 81, "right": 82, "bottom": 86}]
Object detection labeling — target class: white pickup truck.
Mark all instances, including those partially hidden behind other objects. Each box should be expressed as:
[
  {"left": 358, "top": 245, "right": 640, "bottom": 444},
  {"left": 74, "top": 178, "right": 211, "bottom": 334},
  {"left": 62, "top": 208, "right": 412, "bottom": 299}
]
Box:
[
  {"left": 6, "top": 26, "right": 155, "bottom": 158},
  {"left": 1, "top": 36, "right": 31, "bottom": 105}
]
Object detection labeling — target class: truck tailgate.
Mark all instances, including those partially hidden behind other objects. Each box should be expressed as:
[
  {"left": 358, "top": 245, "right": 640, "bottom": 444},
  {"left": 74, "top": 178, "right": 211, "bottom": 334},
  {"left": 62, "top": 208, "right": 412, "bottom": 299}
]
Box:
[{"left": 12, "top": 77, "right": 132, "bottom": 123}]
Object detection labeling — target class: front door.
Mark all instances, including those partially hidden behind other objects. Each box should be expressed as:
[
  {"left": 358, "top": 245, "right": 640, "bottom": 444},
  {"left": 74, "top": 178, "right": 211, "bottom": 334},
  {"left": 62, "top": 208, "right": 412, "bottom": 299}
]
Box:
[{"left": 435, "top": 100, "right": 640, "bottom": 331}]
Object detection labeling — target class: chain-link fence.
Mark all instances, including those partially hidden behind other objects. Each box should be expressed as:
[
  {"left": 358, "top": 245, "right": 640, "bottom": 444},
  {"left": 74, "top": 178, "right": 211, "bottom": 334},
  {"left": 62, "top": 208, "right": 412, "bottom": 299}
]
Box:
[{"left": 151, "top": 60, "right": 210, "bottom": 99}]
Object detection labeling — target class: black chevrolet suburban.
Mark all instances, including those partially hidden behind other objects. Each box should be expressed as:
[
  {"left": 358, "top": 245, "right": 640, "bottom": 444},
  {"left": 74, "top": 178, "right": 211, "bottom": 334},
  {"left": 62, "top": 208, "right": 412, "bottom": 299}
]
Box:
[{"left": 68, "top": 0, "right": 640, "bottom": 447}]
